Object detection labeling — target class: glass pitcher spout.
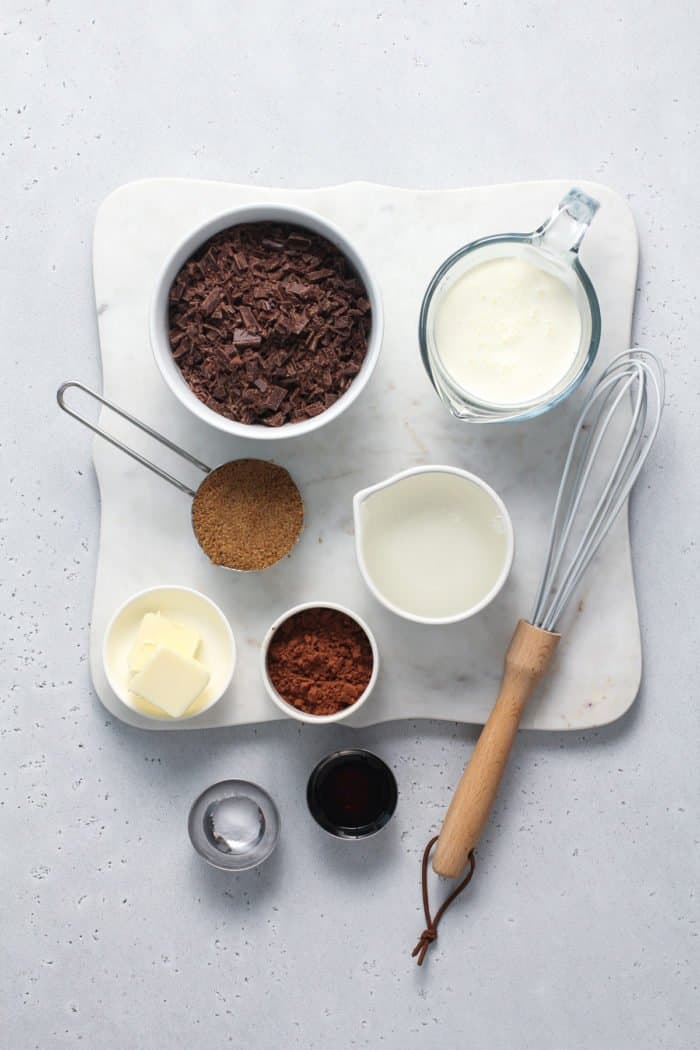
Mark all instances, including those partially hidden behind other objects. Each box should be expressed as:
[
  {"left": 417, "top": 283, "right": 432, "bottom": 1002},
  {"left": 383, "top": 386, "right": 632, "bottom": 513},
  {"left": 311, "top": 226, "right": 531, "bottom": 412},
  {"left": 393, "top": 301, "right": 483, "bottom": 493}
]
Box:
[{"left": 533, "top": 187, "right": 600, "bottom": 259}]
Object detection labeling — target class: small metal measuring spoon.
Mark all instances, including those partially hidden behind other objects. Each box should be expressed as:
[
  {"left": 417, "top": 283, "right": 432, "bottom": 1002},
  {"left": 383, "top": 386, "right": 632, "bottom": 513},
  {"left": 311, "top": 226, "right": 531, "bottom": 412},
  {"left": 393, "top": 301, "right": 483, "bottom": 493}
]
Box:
[{"left": 57, "top": 382, "right": 304, "bottom": 572}]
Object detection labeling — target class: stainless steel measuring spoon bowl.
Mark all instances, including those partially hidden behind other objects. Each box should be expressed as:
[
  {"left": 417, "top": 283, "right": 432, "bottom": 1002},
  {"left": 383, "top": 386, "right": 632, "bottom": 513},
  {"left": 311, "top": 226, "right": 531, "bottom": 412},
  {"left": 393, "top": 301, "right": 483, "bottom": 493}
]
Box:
[{"left": 56, "top": 382, "right": 304, "bottom": 572}]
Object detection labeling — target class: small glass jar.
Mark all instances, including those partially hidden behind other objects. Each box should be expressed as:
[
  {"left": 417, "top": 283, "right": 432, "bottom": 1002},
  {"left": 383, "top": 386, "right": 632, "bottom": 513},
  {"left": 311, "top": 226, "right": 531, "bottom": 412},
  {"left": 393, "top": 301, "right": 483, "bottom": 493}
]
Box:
[
  {"left": 307, "top": 750, "right": 397, "bottom": 839},
  {"left": 419, "top": 188, "right": 602, "bottom": 423},
  {"left": 188, "top": 780, "right": 280, "bottom": 871}
]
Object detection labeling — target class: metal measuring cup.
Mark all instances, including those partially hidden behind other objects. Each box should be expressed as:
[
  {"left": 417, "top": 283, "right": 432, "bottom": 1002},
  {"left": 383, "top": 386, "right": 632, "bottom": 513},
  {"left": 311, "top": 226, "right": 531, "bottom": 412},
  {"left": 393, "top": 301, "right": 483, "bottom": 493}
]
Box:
[{"left": 57, "top": 382, "right": 304, "bottom": 571}]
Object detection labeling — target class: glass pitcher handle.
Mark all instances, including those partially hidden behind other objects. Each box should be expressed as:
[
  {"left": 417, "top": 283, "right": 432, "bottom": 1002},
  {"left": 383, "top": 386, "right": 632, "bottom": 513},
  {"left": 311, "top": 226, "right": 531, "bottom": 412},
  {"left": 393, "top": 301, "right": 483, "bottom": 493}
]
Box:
[{"left": 533, "top": 187, "right": 600, "bottom": 258}]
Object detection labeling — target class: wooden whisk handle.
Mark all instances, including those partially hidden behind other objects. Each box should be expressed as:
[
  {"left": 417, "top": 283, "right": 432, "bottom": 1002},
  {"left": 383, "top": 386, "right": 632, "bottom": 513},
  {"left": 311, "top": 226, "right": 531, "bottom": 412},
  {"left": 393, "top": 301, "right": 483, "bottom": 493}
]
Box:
[{"left": 432, "top": 620, "right": 560, "bottom": 879}]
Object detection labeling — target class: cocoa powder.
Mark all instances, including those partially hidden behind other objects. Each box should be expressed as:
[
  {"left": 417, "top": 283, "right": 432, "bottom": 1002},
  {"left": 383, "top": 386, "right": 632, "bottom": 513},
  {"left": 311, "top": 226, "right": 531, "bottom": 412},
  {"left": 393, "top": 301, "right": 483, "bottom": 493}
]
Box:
[{"left": 266, "top": 607, "right": 374, "bottom": 717}]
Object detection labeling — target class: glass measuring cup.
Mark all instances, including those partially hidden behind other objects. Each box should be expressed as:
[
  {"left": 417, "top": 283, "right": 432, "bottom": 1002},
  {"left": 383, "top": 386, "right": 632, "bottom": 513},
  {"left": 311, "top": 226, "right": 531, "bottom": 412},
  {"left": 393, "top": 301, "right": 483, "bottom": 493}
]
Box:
[
  {"left": 56, "top": 382, "right": 304, "bottom": 571},
  {"left": 419, "top": 188, "right": 601, "bottom": 423}
]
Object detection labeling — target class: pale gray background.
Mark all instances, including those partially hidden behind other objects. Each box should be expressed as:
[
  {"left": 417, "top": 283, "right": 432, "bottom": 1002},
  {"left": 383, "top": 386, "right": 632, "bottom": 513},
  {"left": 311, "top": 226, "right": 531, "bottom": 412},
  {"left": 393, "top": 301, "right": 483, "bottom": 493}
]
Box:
[{"left": 2, "top": 2, "right": 698, "bottom": 1047}]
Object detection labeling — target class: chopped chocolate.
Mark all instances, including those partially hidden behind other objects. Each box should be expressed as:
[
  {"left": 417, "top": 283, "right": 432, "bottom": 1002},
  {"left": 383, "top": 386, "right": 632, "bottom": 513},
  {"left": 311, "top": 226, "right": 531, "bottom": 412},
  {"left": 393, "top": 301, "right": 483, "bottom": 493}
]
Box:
[
  {"left": 168, "top": 222, "right": 372, "bottom": 426},
  {"left": 232, "top": 329, "right": 262, "bottom": 348}
]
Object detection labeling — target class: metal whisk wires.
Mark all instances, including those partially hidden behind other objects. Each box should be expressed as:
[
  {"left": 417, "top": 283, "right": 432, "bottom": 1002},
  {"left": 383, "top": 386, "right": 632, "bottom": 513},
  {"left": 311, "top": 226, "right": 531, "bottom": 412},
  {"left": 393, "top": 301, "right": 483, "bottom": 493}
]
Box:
[{"left": 532, "top": 350, "right": 664, "bottom": 633}]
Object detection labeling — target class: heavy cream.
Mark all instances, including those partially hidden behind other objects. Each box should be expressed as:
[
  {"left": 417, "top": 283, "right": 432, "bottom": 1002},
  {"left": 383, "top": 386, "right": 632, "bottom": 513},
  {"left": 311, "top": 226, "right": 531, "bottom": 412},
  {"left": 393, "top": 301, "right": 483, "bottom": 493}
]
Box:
[{"left": 434, "top": 256, "right": 581, "bottom": 405}]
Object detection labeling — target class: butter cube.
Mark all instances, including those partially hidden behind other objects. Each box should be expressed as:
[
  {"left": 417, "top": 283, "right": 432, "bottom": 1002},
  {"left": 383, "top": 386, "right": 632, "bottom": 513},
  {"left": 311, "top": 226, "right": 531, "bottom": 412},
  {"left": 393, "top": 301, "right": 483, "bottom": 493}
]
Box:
[
  {"left": 129, "top": 612, "right": 200, "bottom": 675},
  {"left": 130, "top": 648, "right": 210, "bottom": 718}
]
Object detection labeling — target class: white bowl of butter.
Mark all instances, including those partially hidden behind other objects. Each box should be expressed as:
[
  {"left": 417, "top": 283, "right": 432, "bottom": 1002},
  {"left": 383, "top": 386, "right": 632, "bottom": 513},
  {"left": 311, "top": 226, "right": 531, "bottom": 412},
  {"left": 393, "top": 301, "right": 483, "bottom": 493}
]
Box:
[{"left": 103, "top": 586, "right": 235, "bottom": 721}]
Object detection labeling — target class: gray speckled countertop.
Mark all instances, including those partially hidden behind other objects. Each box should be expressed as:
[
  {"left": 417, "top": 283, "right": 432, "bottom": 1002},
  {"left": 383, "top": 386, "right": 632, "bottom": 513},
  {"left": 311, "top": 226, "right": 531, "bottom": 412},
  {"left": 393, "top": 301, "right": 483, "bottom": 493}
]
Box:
[{"left": 2, "top": 2, "right": 698, "bottom": 1047}]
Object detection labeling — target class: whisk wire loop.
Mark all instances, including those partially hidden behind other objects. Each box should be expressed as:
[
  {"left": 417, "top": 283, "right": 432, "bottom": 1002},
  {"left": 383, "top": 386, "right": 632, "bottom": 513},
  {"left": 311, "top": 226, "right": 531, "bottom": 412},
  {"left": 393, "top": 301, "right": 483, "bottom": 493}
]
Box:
[{"left": 532, "top": 350, "right": 664, "bottom": 633}]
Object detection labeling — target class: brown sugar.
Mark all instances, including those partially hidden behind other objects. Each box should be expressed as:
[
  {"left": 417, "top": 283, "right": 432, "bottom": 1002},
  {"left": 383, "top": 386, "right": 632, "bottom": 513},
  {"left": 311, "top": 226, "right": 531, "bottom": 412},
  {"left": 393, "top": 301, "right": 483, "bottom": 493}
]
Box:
[
  {"left": 266, "top": 607, "right": 374, "bottom": 717},
  {"left": 192, "top": 459, "right": 303, "bottom": 571}
]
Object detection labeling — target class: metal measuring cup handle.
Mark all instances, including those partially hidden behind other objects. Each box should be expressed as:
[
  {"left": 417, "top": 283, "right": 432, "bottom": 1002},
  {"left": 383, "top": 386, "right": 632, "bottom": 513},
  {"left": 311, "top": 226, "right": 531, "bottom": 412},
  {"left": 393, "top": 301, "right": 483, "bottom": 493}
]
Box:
[{"left": 56, "top": 381, "right": 211, "bottom": 497}]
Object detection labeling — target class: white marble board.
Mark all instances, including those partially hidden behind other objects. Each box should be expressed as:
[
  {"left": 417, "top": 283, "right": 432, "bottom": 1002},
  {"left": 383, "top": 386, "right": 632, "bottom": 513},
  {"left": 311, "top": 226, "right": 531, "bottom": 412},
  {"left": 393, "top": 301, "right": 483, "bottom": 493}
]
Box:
[{"left": 88, "top": 178, "right": 640, "bottom": 731}]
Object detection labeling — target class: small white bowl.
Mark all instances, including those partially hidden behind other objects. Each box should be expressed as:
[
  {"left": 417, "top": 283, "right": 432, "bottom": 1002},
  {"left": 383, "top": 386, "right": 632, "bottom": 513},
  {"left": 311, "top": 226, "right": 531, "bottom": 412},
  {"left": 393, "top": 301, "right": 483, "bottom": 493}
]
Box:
[
  {"left": 353, "top": 465, "right": 515, "bottom": 625},
  {"left": 103, "top": 585, "right": 236, "bottom": 721},
  {"left": 150, "top": 203, "right": 383, "bottom": 440},
  {"left": 260, "top": 601, "right": 379, "bottom": 724}
]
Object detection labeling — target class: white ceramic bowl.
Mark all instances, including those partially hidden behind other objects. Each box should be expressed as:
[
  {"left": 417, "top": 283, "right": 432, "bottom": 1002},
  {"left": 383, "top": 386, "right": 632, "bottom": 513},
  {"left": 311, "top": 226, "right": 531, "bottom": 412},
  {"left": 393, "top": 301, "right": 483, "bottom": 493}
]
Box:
[
  {"left": 353, "top": 465, "right": 515, "bottom": 625},
  {"left": 103, "top": 585, "right": 236, "bottom": 721},
  {"left": 150, "top": 204, "right": 383, "bottom": 440},
  {"left": 260, "top": 601, "right": 379, "bottom": 725}
]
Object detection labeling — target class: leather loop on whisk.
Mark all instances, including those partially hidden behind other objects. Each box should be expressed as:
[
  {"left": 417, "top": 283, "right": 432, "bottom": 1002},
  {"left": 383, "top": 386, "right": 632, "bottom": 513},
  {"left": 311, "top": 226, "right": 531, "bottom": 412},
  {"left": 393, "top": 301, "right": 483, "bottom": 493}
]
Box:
[{"left": 412, "top": 836, "right": 476, "bottom": 966}]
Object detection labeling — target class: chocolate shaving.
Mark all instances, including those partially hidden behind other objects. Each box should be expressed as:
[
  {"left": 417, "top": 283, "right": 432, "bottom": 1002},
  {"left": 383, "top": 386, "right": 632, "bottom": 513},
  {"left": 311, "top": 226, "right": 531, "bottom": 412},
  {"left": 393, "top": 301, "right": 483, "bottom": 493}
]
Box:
[
  {"left": 167, "top": 222, "right": 371, "bottom": 426},
  {"left": 239, "top": 305, "right": 258, "bottom": 330},
  {"left": 232, "top": 329, "right": 262, "bottom": 348}
]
